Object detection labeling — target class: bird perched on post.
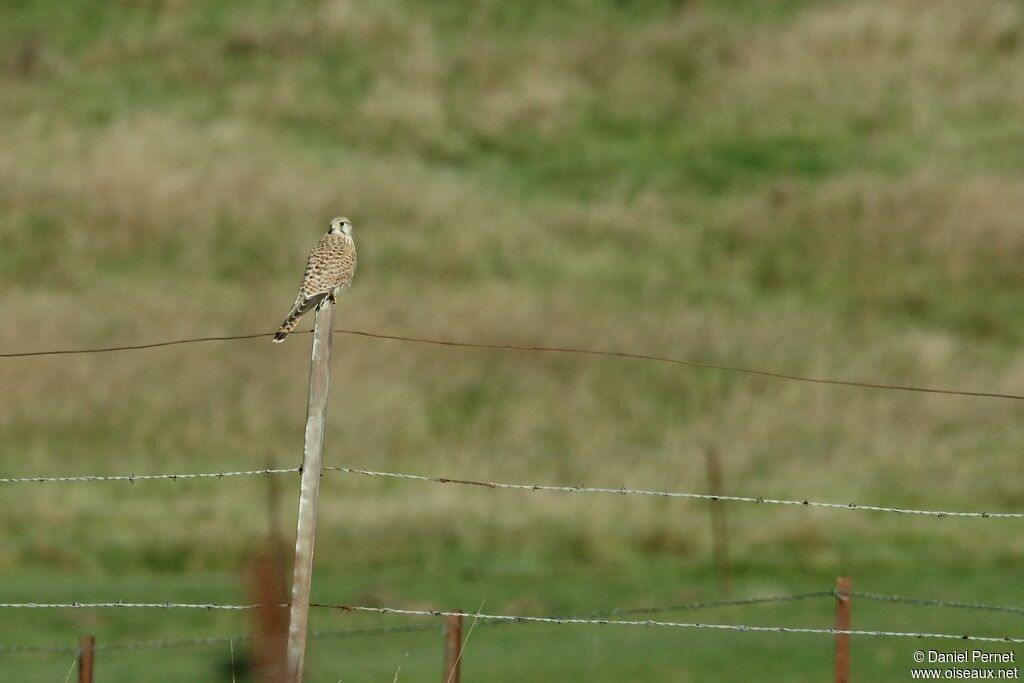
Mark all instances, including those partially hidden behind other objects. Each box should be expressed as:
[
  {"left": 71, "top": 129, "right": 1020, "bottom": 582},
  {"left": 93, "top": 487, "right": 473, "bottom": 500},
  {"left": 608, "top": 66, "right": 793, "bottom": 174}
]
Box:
[{"left": 273, "top": 216, "right": 357, "bottom": 342}]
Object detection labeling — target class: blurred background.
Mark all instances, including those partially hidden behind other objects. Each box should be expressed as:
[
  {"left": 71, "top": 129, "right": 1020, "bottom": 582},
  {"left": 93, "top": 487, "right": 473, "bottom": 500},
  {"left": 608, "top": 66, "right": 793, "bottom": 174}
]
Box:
[{"left": 2, "top": 0, "right": 1024, "bottom": 680}]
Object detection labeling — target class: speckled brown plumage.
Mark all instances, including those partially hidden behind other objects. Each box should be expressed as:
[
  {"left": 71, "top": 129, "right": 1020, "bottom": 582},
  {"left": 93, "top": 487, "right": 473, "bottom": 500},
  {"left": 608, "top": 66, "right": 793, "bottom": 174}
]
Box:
[{"left": 274, "top": 217, "right": 357, "bottom": 342}]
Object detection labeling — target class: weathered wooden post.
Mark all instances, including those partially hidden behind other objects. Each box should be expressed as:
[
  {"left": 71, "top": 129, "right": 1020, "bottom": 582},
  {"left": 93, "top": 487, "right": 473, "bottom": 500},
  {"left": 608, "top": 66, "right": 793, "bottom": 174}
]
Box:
[
  {"left": 835, "top": 576, "right": 852, "bottom": 683},
  {"left": 286, "top": 301, "right": 336, "bottom": 682},
  {"left": 78, "top": 635, "right": 94, "bottom": 683},
  {"left": 443, "top": 612, "right": 464, "bottom": 683}
]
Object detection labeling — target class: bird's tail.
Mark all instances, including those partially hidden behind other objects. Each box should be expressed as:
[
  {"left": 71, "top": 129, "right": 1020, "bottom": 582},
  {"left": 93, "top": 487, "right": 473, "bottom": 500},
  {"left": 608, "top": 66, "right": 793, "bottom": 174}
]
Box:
[
  {"left": 273, "top": 311, "right": 302, "bottom": 342},
  {"left": 273, "top": 294, "right": 325, "bottom": 343}
]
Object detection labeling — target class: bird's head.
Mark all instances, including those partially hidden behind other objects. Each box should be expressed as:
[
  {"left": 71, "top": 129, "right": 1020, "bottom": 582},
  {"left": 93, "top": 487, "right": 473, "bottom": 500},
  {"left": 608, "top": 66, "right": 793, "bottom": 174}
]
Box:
[{"left": 329, "top": 216, "right": 353, "bottom": 237}]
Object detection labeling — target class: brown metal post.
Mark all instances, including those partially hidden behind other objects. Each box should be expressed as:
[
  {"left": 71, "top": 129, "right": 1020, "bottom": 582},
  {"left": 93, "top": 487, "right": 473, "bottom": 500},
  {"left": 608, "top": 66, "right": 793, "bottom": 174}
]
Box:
[
  {"left": 443, "top": 613, "right": 464, "bottom": 683},
  {"left": 286, "top": 301, "right": 336, "bottom": 682},
  {"left": 704, "top": 446, "right": 732, "bottom": 595},
  {"left": 835, "top": 576, "right": 852, "bottom": 683},
  {"left": 78, "top": 635, "right": 94, "bottom": 683}
]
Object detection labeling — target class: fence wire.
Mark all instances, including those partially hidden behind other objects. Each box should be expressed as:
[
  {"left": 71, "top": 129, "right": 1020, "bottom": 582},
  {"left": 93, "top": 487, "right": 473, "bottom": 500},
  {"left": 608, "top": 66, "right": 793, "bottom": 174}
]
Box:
[
  {"left": 3, "top": 327, "right": 1022, "bottom": 401},
  {"left": 849, "top": 592, "right": 1024, "bottom": 616},
  {"left": 0, "top": 467, "right": 299, "bottom": 485},
  {"left": 0, "top": 624, "right": 442, "bottom": 657},
  {"left": 316, "top": 604, "right": 1024, "bottom": 644},
  {"left": 3, "top": 601, "right": 1021, "bottom": 644},
  {"left": 2, "top": 462, "right": 1017, "bottom": 520},
  {"left": 0, "top": 594, "right": 822, "bottom": 656},
  {"left": 5, "top": 590, "right": 1023, "bottom": 656},
  {"left": 324, "top": 466, "right": 1024, "bottom": 519},
  {"left": 0, "top": 602, "right": 271, "bottom": 610}
]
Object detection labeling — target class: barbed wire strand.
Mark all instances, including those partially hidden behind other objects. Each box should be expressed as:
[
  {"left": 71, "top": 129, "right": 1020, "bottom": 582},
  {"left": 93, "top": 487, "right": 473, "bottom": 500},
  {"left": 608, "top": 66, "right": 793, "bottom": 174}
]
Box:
[
  {"left": 0, "top": 643, "right": 79, "bottom": 655},
  {"left": 315, "top": 605, "right": 1024, "bottom": 644},
  {"left": 2, "top": 601, "right": 1020, "bottom": 643},
  {"left": 0, "top": 467, "right": 300, "bottom": 485},
  {"left": 0, "top": 593, "right": 830, "bottom": 615},
  {"left": 0, "top": 602, "right": 274, "bottom": 610},
  {"left": 0, "top": 594, "right": 823, "bottom": 656},
  {"left": 2, "top": 328, "right": 1021, "bottom": 401},
  {"left": 324, "top": 466, "right": 1024, "bottom": 519},
  {"left": 97, "top": 624, "right": 441, "bottom": 653},
  {"left": 5, "top": 591, "right": 1023, "bottom": 655},
  {"left": 0, "top": 624, "right": 442, "bottom": 657},
  {"left": 849, "top": 592, "right": 1024, "bottom": 616},
  {"left": 1, "top": 462, "right": 1016, "bottom": 520},
  {"left": 561, "top": 591, "right": 835, "bottom": 621}
]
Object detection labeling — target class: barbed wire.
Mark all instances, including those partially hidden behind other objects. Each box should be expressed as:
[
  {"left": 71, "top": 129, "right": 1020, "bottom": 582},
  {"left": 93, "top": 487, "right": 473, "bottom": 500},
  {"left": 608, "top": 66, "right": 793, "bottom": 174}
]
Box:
[
  {"left": 3, "top": 461, "right": 1017, "bottom": 520},
  {"left": 0, "top": 593, "right": 829, "bottom": 614},
  {"left": 0, "top": 643, "right": 79, "bottom": 655},
  {"left": 0, "top": 594, "right": 822, "bottom": 656},
  {"left": 0, "top": 602, "right": 273, "bottom": 610},
  {"left": 315, "top": 605, "right": 1024, "bottom": 644},
  {"left": 6, "top": 601, "right": 1020, "bottom": 643},
  {"left": 849, "top": 592, "right": 1024, "bottom": 616},
  {"left": 0, "top": 624, "right": 442, "bottom": 657},
  {"left": 566, "top": 591, "right": 835, "bottom": 620},
  {"left": 95, "top": 623, "right": 441, "bottom": 653},
  {"left": 0, "top": 467, "right": 300, "bottom": 485},
  {"left": 323, "top": 466, "right": 1024, "bottom": 519},
  {"left": 3, "top": 327, "right": 1022, "bottom": 401},
  {"left": 7, "top": 591, "right": 1019, "bottom": 619},
  {"left": 5, "top": 590, "right": 1023, "bottom": 655}
]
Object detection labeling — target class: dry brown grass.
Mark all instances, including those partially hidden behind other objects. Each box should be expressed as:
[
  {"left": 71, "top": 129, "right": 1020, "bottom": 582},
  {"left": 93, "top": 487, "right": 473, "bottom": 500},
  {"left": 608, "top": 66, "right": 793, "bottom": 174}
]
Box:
[{"left": 1, "top": 0, "right": 1023, "bottom": 575}]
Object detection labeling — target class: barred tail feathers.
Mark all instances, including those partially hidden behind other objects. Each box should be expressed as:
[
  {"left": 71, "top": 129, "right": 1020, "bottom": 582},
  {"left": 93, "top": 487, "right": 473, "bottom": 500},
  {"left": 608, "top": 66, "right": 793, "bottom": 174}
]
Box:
[{"left": 273, "top": 293, "right": 326, "bottom": 342}]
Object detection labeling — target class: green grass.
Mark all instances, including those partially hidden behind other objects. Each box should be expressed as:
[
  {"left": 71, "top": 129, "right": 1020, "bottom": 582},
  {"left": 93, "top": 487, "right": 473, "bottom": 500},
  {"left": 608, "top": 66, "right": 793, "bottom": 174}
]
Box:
[
  {"left": 3, "top": 557, "right": 1023, "bottom": 682},
  {"left": 2, "top": 0, "right": 1024, "bottom": 679}
]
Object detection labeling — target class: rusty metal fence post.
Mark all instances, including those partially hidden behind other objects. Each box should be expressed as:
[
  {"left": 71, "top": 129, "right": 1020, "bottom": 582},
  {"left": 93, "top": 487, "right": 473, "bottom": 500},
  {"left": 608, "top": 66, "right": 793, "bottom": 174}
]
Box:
[
  {"left": 443, "top": 612, "right": 464, "bottom": 683},
  {"left": 251, "top": 549, "right": 288, "bottom": 682},
  {"left": 286, "top": 301, "right": 336, "bottom": 682},
  {"left": 835, "top": 576, "right": 852, "bottom": 683},
  {"left": 78, "top": 635, "right": 94, "bottom": 683}
]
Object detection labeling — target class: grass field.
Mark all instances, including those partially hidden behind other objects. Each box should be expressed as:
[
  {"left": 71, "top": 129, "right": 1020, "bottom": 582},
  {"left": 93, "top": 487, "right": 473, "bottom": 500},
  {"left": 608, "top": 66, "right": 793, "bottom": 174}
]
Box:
[{"left": 2, "top": 0, "right": 1024, "bottom": 679}]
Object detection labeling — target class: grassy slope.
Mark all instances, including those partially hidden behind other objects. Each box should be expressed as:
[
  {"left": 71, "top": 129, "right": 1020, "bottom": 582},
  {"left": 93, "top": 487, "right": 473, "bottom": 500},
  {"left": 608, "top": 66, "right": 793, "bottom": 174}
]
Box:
[{"left": 1, "top": 0, "right": 1024, "bottom": 679}]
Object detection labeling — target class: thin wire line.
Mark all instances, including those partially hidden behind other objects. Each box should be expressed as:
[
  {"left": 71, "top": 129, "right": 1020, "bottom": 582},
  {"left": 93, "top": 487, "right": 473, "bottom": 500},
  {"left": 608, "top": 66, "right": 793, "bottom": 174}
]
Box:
[
  {"left": 0, "top": 332, "right": 275, "bottom": 358},
  {"left": 6, "top": 592, "right": 1023, "bottom": 653},
  {"left": 0, "top": 596, "right": 819, "bottom": 655},
  {"left": 0, "top": 625, "right": 441, "bottom": 657},
  {"left": 1, "top": 462, "right": 1015, "bottom": 520},
  {"left": 1, "top": 327, "right": 1021, "bottom": 401},
  {"left": 0, "top": 467, "right": 300, "bottom": 484},
  {"left": 0, "top": 643, "right": 79, "bottom": 654},
  {"left": 335, "top": 329, "right": 1024, "bottom": 401},
  {"left": 0, "top": 602, "right": 274, "bottom": 610},
  {"left": 324, "top": 466, "right": 1024, "bottom": 519},
  {"left": 568, "top": 591, "right": 835, "bottom": 620},
  {"left": 402, "top": 592, "right": 837, "bottom": 633},
  {"left": 850, "top": 592, "right": 1024, "bottom": 616},
  {"left": 314, "top": 605, "right": 1024, "bottom": 644}
]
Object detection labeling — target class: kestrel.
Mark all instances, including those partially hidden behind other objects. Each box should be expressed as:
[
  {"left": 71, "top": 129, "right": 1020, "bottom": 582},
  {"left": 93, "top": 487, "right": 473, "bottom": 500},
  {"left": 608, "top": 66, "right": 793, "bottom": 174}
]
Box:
[{"left": 273, "top": 216, "right": 357, "bottom": 342}]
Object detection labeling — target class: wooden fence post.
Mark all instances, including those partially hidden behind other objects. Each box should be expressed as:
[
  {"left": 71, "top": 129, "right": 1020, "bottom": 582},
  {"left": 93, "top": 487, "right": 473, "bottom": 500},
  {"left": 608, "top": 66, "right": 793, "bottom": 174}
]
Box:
[
  {"left": 78, "top": 635, "right": 94, "bottom": 683},
  {"left": 835, "top": 576, "right": 852, "bottom": 683},
  {"left": 443, "top": 613, "right": 463, "bottom": 683},
  {"left": 704, "top": 445, "right": 732, "bottom": 595},
  {"left": 286, "top": 301, "right": 336, "bottom": 682}
]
